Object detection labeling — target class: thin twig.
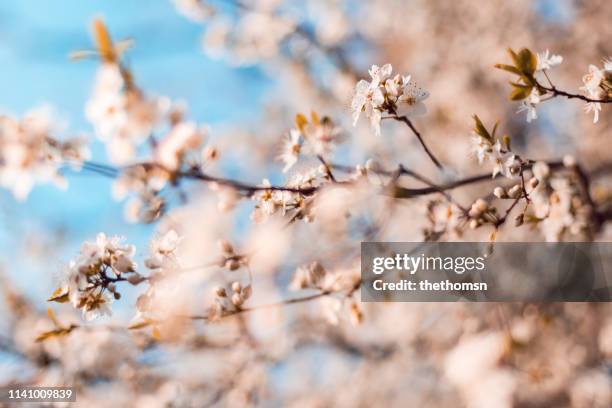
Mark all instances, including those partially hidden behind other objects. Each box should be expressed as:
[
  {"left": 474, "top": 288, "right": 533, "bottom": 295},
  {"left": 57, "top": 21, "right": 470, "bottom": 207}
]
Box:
[
  {"left": 391, "top": 115, "right": 444, "bottom": 169},
  {"left": 536, "top": 79, "right": 611, "bottom": 104}
]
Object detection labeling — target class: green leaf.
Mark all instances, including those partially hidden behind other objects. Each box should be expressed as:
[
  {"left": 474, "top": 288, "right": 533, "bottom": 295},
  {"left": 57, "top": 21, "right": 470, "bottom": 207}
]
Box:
[
  {"left": 295, "top": 113, "right": 308, "bottom": 133},
  {"left": 508, "top": 48, "right": 521, "bottom": 69},
  {"left": 472, "top": 114, "right": 492, "bottom": 142},
  {"left": 128, "top": 319, "right": 154, "bottom": 330},
  {"left": 92, "top": 18, "right": 116, "bottom": 63},
  {"left": 491, "top": 121, "right": 500, "bottom": 139},
  {"left": 494, "top": 64, "right": 522, "bottom": 76},
  {"left": 35, "top": 325, "right": 78, "bottom": 343},
  {"left": 508, "top": 82, "right": 533, "bottom": 100},
  {"left": 517, "top": 48, "right": 537, "bottom": 75},
  {"left": 47, "top": 287, "right": 70, "bottom": 303}
]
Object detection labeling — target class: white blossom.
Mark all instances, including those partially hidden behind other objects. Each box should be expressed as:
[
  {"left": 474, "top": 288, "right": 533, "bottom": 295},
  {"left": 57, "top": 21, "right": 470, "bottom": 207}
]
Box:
[
  {"left": 351, "top": 78, "right": 384, "bottom": 135},
  {"left": 491, "top": 141, "right": 519, "bottom": 179},
  {"left": 302, "top": 117, "right": 344, "bottom": 157},
  {"left": 368, "top": 63, "right": 393, "bottom": 87},
  {"left": 397, "top": 78, "right": 429, "bottom": 117},
  {"left": 155, "top": 121, "right": 207, "bottom": 171},
  {"left": 86, "top": 63, "right": 169, "bottom": 164},
  {"left": 584, "top": 102, "right": 602, "bottom": 124},
  {"left": 0, "top": 108, "right": 89, "bottom": 200},
  {"left": 536, "top": 49, "right": 563, "bottom": 71},
  {"left": 52, "top": 233, "right": 137, "bottom": 320},
  {"left": 517, "top": 91, "right": 540, "bottom": 123},
  {"left": 278, "top": 129, "right": 302, "bottom": 173},
  {"left": 145, "top": 229, "right": 182, "bottom": 270},
  {"left": 352, "top": 64, "right": 429, "bottom": 136},
  {"left": 470, "top": 134, "right": 492, "bottom": 164},
  {"left": 580, "top": 64, "right": 604, "bottom": 97},
  {"left": 251, "top": 179, "right": 280, "bottom": 222},
  {"left": 172, "top": 0, "right": 215, "bottom": 22}
]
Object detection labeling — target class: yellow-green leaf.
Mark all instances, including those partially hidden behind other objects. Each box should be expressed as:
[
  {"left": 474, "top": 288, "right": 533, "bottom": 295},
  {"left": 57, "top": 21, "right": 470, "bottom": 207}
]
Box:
[
  {"left": 35, "top": 325, "right": 77, "bottom": 343},
  {"left": 151, "top": 326, "right": 161, "bottom": 341},
  {"left": 494, "top": 63, "right": 522, "bottom": 76},
  {"left": 517, "top": 48, "right": 537, "bottom": 76},
  {"left": 509, "top": 82, "right": 533, "bottom": 101},
  {"left": 128, "top": 319, "right": 154, "bottom": 330},
  {"left": 491, "top": 121, "right": 500, "bottom": 139},
  {"left": 47, "top": 287, "right": 69, "bottom": 303},
  {"left": 295, "top": 113, "right": 308, "bottom": 133},
  {"left": 472, "top": 114, "right": 492, "bottom": 142},
  {"left": 508, "top": 48, "right": 521, "bottom": 69},
  {"left": 310, "top": 111, "right": 320, "bottom": 125},
  {"left": 92, "top": 18, "right": 115, "bottom": 63}
]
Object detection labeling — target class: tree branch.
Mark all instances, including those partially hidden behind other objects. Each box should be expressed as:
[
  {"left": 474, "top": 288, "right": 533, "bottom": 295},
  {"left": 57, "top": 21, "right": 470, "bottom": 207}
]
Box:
[{"left": 391, "top": 115, "right": 444, "bottom": 169}]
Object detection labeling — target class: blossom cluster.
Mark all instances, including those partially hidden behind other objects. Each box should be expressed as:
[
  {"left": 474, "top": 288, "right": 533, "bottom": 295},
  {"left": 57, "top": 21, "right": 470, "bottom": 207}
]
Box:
[
  {"left": 470, "top": 115, "right": 521, "bottom": 179},
  {"left": 527, "top": 161, "right": 593, "bottom": 241},
  {"left": 496, "top": 48, "right": 562, "bottom": 123},
  {"left": 496, "top": 47, "right": 611, "bottom": 123},
  {"left": 351, "top": 64, "right": 429, "bottom": 136},
  {"left": 49, "top": 230, "right": 180, "bottom": 321},
  {"left": 84, "top": 19, "right": 211, "bottom": 168},
  {"left": 251, "top": 168, "right": 321, "bottom": 223},
  {"left": 49, "top": 233, "right": 137, "bottom": 321},
  {"left": 85, "top": 62, "right": 171, "bottom": 164},
  {"left": 580, "top": 58, "right": 612, "bottom": 123},
  {"left": 0, "top": 107, "right": 90, "bottom": 200},
  {"left": 277, "top": 112, "right": 343, "bottom": 173}
]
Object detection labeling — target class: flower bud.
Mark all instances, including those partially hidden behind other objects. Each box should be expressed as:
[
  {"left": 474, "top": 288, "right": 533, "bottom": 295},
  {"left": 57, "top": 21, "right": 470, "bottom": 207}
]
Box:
[
  {"left": 532, "top": 161, "right": 550, "bottom": 180},
  {"left": 493, "top": 187, "right": 507, "bottom": 199},
  {"left": 231, "top": 281, "right": 242, "bottom": 293},
  {"left": 508, "top": 185, "right": 522, "bottom": 198},
  {"left": 469, "top": 219, "right": 479, "bottom": 229},
  {"left": 215, "top": 286, "right": 227, "bottom": 298},
  {"left": 469, "top": 199, "right": 488, "bottom": 218},
  {"left": 475, "top": 198, "right": 488, "bottom": 213},
  {"left": 563, "top": 155, "right": 576, "bottom": 168},
  {"left": 528, "top": 177, "right": 539, "bottom": 189},
  {"left": 231, "top": 293, "right": 244, "bottom": 307},
  {"left": 225, "top": 259, "right": 240, "bottom": 271}
]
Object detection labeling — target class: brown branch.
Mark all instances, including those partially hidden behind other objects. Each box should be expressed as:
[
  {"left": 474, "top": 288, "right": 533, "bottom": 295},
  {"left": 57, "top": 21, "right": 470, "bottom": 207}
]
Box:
[
  {"left": 536, "top": 79, "right": 612, "bottom": 104},
  {"left": 177, "top": 168, "right": 320, "bottom": 196},
  {"left": 391, "top": 115, "right": 444, "bottom": 169},
  {"left": 317, "top": 155, "right": 337, "bottom": 182},
  {"left": 188, "top": 280, "right": 362, "bottom": 322},
  {"left": 72, "top": 158, "right": 612, "bottom": 217}
]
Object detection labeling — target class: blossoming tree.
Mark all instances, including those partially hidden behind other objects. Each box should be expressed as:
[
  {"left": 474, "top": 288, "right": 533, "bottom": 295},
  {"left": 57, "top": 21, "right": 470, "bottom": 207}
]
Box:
[{"left": 1, "top": 1, "right": 612, "bottom": 406}]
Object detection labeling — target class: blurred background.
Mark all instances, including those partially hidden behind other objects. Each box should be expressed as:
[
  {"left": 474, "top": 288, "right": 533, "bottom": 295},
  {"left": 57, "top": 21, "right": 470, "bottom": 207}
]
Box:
[{"left": 0, "top": 0, "right": 611, "bottom": 406}]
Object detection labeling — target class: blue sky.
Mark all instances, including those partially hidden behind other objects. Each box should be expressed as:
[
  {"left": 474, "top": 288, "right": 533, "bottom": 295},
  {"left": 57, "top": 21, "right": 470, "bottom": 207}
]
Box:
[{"left": 0, "top": 0, "right": 269, "bottom": 299}]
